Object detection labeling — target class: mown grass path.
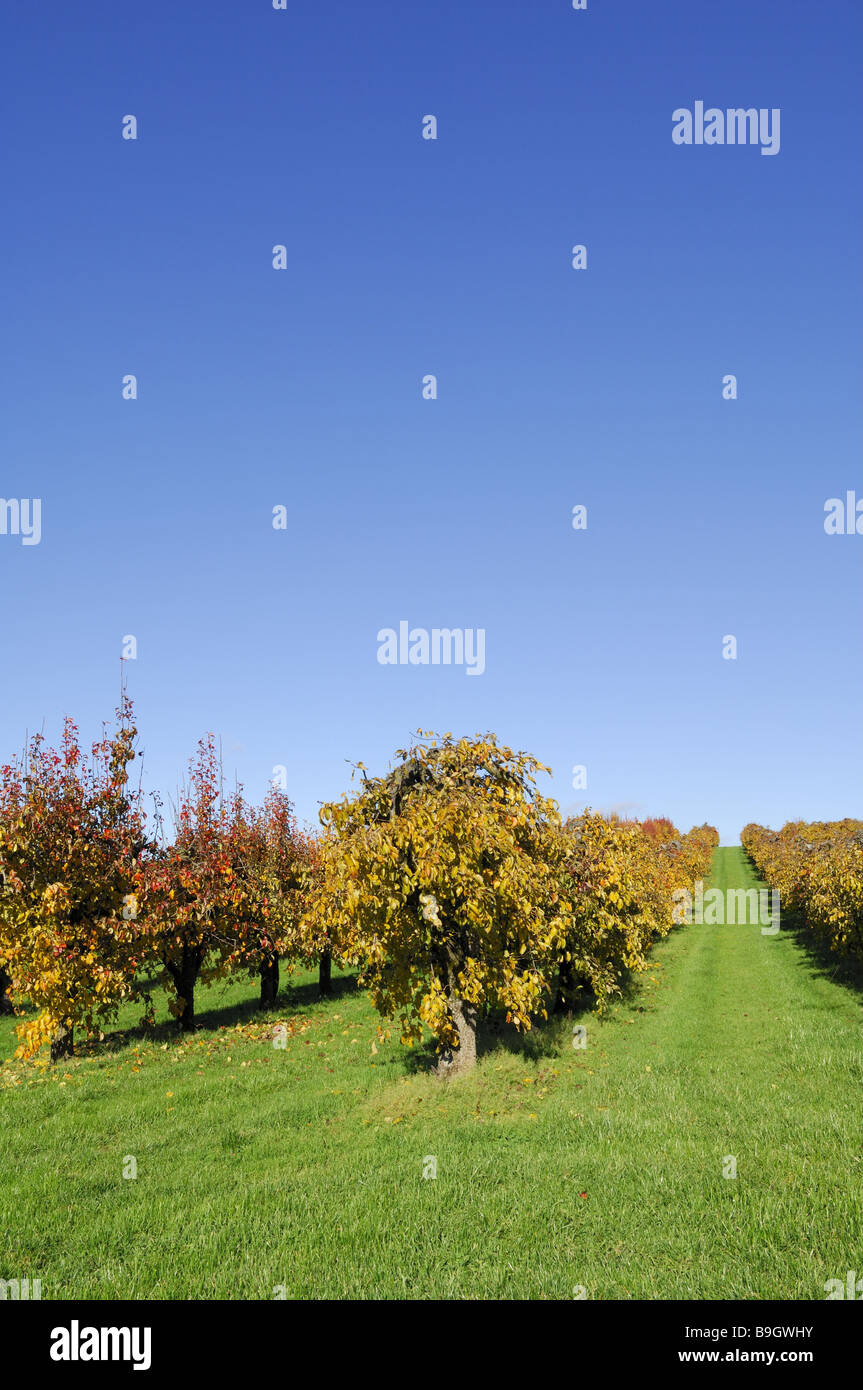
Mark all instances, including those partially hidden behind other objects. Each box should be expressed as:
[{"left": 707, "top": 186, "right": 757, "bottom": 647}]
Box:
[{"left": 1, "top": 848, "right": 861, "bottom": 1299}]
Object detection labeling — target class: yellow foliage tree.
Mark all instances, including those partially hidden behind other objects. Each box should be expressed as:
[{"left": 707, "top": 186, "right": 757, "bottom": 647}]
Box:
[{"left": 312, "top": 732, "right": 569, "bottom": 1076}]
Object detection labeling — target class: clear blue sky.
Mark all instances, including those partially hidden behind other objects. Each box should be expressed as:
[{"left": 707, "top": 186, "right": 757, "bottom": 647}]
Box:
[{"left": 2, "top": 0, "right": 861, "bottom": 844}]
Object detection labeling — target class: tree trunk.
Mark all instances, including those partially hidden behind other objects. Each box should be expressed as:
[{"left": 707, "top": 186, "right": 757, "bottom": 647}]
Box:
[
  {"left": 435, "top": 966, "right": 477, "bottom": 1078},
  {"left": 178, "top": 951, "right": 197, "bottom": 1032},
  {"left": 554, "top": 958, "right": 576, "bottom": 1013},
  {"left": 50, "top": 1021, "right": 74, "bottom": 1062},
  {"left": 167, "top": 947, "right": 200, "bottom": 1033},
  {"left": 319, "top": 949, "right": 332, "bottom": 998},
  {"left": 0, "top": 966, "right": 13, "bottom": 1015},
  {"left": 260, "top": 953, "right": 279, "bottom": 1009}
]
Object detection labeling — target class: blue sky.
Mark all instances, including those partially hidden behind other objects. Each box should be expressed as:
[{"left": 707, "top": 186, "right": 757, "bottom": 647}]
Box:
[{"left": 2, "top": 0, "right": 860, "bottom": 844}]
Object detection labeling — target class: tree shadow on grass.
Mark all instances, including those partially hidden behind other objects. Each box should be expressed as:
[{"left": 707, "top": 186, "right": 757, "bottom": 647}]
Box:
[
  {"left": 400, "top": 998, "right": 597, "bottom": 1077},
  {"left": 79, "top": 971, "right": 361, "bottom": 1057},
  {"left": 193, "top": 970, "right": 360, "bottom": 1033},
  {"left": 396, "top": 964, "right": 671, "bottom": 1077},
  {"left": 478, "top": 1012, "right": 577, "bottom": 1061},
  {"left": 782, "top": 910, "right": 863, "bottom": 999}
]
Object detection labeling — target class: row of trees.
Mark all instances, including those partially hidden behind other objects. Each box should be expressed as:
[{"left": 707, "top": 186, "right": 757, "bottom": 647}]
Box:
[
  {"left": 0, "top": 701, "right": 318, "bottom": 1059},
  {"left": 0, "top": 703, "right": 718, "bottom": 1075},
  {"left": 742, "top": 819, "right": 863, "bottom": 962}
]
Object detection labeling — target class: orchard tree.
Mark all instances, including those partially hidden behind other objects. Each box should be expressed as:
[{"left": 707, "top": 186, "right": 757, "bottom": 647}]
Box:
[
  {"left": 137, "top": 737, "right": 245, "bottom": 1032},
  {"left": 232, "top": 787, "right": 319, "bottom": 1009},
  {"left": 287, "top": 832, "right": 336, "bottom": 999},
  {"left": 557, "top": 812, "right": 719, "bottom": 1012},
  {"left": 314, "top": 733, "right": 568, "bottom": 1076},
  {"left": 676, "top": 823, "right": 720, "bottom": 888},
  {"left": 558, "top": 812, "right": 664, "bottom": 1010},
  {"left": 640, "top": 817, "right": 677, "bottom": 845},
  {"left": 744, "top": 819, "right": 863, "bottom": 961},
  {"left": 0, "top": 700, "right": 145, "bottom": 1059}
]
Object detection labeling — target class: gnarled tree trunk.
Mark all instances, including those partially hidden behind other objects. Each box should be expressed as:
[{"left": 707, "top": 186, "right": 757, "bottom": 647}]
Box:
[
  {"left": 50, "top": 1021, "right": 74, "bottom": 1062},
  {"left": 435, "top": 964, "right": 478, "bottom": 1078}
]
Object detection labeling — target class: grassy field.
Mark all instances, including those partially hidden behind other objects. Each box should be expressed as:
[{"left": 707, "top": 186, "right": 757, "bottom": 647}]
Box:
[{"left": 1, "top": 847, "right": 861, "bottom": 1300}]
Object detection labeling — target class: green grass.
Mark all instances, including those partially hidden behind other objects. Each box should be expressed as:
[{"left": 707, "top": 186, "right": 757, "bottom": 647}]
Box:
[{"left": 1, "top": 847, "right": 861, "bottom": 1300}]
